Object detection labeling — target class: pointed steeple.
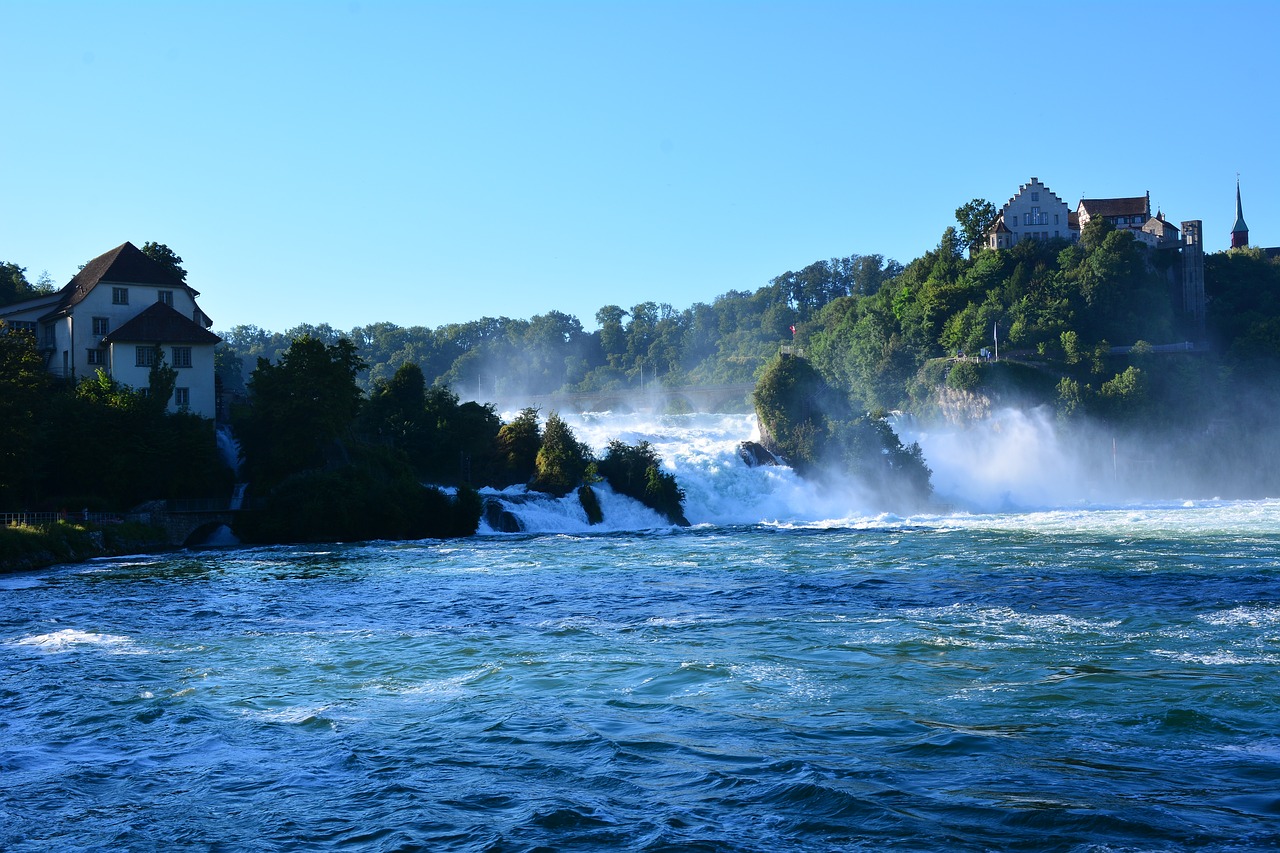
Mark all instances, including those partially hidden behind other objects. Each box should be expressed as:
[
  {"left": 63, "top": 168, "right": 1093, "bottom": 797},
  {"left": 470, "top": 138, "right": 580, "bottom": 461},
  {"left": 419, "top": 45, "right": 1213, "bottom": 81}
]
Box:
[{"left": 1231, "top": 177, "right": 1249, "bottom": 249}]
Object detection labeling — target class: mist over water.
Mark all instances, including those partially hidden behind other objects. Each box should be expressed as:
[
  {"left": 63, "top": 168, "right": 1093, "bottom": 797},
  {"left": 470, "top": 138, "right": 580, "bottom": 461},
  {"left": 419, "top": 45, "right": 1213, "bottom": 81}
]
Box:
[
  {"left": 897, "top": 406, "right": 1112, "bottom": 511},
  {"left": 479, "top": 411, "right": 889, "bottom": 533},
  {"left": 480, "top": 407, "right": 1252, "bottom": 534}
]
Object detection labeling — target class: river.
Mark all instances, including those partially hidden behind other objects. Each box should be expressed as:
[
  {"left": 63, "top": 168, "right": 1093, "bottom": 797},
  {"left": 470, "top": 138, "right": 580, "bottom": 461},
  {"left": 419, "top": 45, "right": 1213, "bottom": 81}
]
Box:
[{"left": 3, "top": 412, "right": 1278, "bottom": 851}]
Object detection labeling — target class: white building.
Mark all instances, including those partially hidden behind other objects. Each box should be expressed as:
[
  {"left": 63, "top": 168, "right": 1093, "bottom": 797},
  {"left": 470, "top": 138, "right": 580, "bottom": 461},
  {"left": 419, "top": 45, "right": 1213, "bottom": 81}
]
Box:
[
  {"left": 986, "top": 177, "right": 1079, "bottom": 250},
  {"left": 0, "top": 242, "right": 221, "bottom": 419}
]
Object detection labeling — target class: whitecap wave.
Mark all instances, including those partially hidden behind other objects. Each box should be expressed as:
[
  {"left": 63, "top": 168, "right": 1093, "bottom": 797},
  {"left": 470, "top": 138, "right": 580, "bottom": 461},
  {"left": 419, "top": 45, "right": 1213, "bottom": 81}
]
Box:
[{"left": 10, "top": 628, "right": 142, "bottom": 654}]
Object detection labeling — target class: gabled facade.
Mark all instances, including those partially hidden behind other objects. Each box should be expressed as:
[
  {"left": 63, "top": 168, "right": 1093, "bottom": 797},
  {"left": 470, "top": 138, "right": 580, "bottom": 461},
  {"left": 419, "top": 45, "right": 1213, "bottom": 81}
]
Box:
[
  {"left": 986, "top": 177, "right": 1078, "bottom": 250},
  {"left": 0, "top": 242, "right": 221, "bottom": 418}
]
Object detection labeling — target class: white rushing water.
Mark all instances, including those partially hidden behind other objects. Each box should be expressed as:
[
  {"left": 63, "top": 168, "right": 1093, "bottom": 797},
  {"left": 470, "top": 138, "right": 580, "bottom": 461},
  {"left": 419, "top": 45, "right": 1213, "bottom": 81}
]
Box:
[{"left": 475, "top": 409, "right": 1275, "bottom": 536}]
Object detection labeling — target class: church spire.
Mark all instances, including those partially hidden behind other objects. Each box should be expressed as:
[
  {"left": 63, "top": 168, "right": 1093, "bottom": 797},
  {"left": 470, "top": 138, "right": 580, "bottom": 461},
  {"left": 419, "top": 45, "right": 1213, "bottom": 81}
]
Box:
[{"left": 1231, "top": 176, "right": 1249, "bottom": 249}]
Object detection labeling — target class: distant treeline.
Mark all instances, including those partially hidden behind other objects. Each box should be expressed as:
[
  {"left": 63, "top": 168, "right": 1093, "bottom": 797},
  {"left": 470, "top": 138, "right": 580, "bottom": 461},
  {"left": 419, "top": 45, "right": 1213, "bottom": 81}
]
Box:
[
  {"left": 8, "top": 208, "right": 1280, "bottom": 524},
  {"left": 213, "top": 254, "right": 903, "bottom": 398}
]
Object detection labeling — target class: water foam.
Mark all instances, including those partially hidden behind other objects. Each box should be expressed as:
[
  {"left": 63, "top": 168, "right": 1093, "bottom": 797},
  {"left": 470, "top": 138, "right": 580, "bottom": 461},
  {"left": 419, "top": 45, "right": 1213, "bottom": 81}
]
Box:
[
  {"left": 10, "top": 628, "right": 141, "bottom": 654},
  {"left": 481, "top": 409, "right": 1280, "bottom": 535}
]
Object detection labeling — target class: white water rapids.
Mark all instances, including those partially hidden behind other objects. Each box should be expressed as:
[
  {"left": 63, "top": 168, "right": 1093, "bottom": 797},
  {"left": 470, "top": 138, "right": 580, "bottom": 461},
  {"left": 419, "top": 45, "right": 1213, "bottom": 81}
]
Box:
[{"left": 476, "top": 409, "right": 1155, "bottom": 535}]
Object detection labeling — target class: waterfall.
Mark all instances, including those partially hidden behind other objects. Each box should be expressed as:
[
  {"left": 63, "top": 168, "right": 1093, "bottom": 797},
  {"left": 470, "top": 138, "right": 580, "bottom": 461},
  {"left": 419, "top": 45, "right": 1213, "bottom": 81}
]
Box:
[
  {"left": 479, "top": 412, "right": 900, "bottom": 534},
  {"left": 216, "top": 424, "right": 241, "bottom": 476},
  {"left": 478, "top": 408, "right": 1132, "bottom": 535}
]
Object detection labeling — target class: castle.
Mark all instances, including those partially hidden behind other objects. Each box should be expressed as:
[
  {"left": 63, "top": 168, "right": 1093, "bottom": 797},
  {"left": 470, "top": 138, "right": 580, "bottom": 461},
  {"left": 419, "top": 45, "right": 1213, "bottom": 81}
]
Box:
[{"left": 984, "top": 177, "right": 1208, "bottom": 338}]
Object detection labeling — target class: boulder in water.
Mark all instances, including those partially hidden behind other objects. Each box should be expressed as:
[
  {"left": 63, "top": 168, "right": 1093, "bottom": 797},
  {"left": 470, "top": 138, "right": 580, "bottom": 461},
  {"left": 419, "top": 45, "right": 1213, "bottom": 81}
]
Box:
[
  {"left": 482, "top": 498, "right": 524, "bottom": 533},
  {"left": 738, "top": 441, "right": 780, "bottom": 468}
]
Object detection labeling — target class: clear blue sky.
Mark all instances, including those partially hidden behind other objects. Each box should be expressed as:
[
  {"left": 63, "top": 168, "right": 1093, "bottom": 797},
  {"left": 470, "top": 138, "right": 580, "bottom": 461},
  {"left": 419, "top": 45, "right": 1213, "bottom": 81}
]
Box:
[{"left": 3, "top": 1, "right": 1276, "bottom": 334}]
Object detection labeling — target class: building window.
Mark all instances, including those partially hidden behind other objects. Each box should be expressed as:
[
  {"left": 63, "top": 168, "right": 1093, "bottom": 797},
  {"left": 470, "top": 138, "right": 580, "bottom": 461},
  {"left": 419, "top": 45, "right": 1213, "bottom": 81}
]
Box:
[
  {"left": 174, "top": 387, "right": 190, "bottom": 409},
  {"left": 158, "top": 290, "right": 173, "bottom": 306},
  {"left": 172, "top": 346, "right": 192, "bottom": 368},
  {"left": 92, "top": 317, "right": 109, "bottom": 336},
  {"left": 136, "top": 346, "right": 157, "bottom": 367},
  {"left": 87, "top": 348, "right": 105, "bottom": 366},
  {"left": 1054, "top": 214, "right": 1060, "bottom": 225},
  {"left": 42, "top": 325, "right": 55, "bottom": 347},
  {"left": 112, "top": 287, "right": 128, "bottom": 304},
  {"left": 1031, "top": 192, "right": 1039, "bottom": 201}
]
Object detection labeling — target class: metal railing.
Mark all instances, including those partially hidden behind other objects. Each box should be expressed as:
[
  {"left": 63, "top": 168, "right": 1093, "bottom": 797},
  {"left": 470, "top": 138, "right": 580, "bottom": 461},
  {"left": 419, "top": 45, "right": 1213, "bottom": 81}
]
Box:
[{"left": 1, "top": 511, "right": 124, "bottom": 528}]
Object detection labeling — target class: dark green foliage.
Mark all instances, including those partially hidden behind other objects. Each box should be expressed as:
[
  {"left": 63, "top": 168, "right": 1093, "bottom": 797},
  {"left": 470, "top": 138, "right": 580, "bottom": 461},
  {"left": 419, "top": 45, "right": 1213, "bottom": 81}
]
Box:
[
  {"left": 0, "top": 324, "right": 52, "bottom": 507},
  {"left": 946, "top": 360, "right": 980, "bottom": 392},
  {"left": 361, "top": 367, "right": 504, "bottom": 485},
  {"left": 236, "top": 447, "right": 481, "bottom": 544},
  {"left": 597, "top": 440, "right": 688, "bottom": 526},
  {"left": 139, "top": 242, "right": 188, "bottom": 283},
  {"left": 1, "top": 262, "right": 53, "bottom": 307},
  {"left": 213, "top": 252, "right": 898, "bottom": 399},
  {"left": 47, "top": 375, "right": 233, "bottom": 507},
  {"left": 236, "top": 336, "right": 367, "bottom": 487},
  {"left": 753, "top": 354, "right": 848, "bottom": 471},
  {"left": 753, "top": 353, "right": 932, "bottom": 507},
  {"left": 1206, "top": 249, "right": 1280, "bottom": 360},
  {"left": 530, "top": 412, "right": 593, "bottom": 496},
  {"left": 146, "top": 346, "right": 179, "bottom": 415},
  {"left": 494, "top": 407, "right": 542, "bottom": 487},
  {"left": 955, "top": 199, "right": 998, "bottom": 257},
  {"left": 0, "top": 327, "right": 232, "bottom": 511}
]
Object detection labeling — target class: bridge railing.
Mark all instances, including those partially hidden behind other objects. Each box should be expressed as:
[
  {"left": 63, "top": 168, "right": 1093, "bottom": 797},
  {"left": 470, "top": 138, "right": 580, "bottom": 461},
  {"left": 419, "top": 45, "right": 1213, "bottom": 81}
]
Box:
[{"left": 1, "top": 511, "right": 125, "bottom": 528}]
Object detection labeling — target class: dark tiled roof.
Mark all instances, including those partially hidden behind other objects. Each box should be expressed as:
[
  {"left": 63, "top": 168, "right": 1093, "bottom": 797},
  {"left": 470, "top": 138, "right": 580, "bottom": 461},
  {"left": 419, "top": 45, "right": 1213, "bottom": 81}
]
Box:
[
  {"left": 1080, "top": 197, "right": 1149, "bottom": 218},
  {"left": 44, "top": 242, "right": 200, "bottom": 318},
  {"left": 1068, "top": 211, "right": 1080, "bottom": 229},
  {"left": 102, "top": 302, "right": 221, "bottom": 345}
]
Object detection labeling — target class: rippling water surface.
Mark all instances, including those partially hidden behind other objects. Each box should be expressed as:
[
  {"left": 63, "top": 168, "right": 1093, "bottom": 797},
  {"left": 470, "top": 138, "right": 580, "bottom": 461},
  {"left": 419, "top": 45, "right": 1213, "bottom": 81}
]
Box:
[{"left": 4, "top": 504, "right": 1280, "bottom": 851}]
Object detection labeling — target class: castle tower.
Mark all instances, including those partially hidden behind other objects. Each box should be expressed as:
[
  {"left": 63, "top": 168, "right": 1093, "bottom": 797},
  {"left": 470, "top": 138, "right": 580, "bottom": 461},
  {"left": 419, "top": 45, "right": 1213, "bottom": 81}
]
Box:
[{"left": 1231, "top": 178, "right": 1249, "bottom": 248}]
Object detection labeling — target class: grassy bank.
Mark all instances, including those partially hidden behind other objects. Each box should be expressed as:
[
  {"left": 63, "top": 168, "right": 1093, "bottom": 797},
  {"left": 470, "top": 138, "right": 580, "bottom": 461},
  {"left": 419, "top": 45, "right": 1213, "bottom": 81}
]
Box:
[{"left": 0, "top": 520, "right": 171, "bottom": 574}]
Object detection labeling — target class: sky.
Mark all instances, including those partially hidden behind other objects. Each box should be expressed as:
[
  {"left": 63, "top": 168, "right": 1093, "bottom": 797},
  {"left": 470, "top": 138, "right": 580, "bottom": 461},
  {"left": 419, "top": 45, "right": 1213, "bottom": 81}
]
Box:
[{"left": 3, "top": 1, "right": 1277, "bottom": 335}]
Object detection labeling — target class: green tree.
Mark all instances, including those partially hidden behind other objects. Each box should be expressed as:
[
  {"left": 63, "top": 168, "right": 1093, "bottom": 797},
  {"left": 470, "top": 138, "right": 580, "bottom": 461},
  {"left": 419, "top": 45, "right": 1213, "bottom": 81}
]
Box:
[
  {"left": 955, "top": 199, "right": 998, "bottom": 257},
  {"left": 530, "top": 412, "right": 592, "bottom": 496},
  {"left": 140, "top": 242, "right": 188, "bottom": 283},
  {"left": 0, "top": 324, "right": 52, "bottom": 507},
  {"left": 1, "top": 262, "right": 54, "bottom": 307},
  {"left": 237, "top": 336, "right": 367, "bottom": 485},
  {"left": 595, "top": 305, "right": 628, "bottom": 370},
  {"left": 493, "top": 407, "right": 542, "bottom": 487},
  {"left": 146, "top": 346, "right": 178, "bottom": 415},
  {"left": 1098, "top": 366, "right": 1148, "bottom": 422},
  {"left": 597, "top": 440, "right": 688, "bottom": 526}
]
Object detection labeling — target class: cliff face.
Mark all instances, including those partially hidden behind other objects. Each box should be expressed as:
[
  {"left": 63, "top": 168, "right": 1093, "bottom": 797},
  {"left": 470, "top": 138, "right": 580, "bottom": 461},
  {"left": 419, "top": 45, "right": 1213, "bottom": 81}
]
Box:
[{"left": 935, "top": 386, "right": 995, "bottom": 426}]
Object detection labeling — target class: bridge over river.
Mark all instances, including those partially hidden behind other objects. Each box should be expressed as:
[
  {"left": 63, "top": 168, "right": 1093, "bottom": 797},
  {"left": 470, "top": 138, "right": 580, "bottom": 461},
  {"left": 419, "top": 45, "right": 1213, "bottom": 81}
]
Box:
[{"left": 496, "top": 383, "right": 756, "bottom": 415}]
